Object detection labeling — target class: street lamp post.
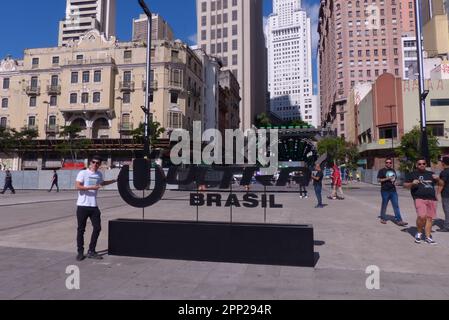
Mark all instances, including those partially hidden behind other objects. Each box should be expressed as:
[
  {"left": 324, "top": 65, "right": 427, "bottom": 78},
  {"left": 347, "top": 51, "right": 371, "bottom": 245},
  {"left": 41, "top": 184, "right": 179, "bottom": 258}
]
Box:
[
  {"left": 385, "top": 105, "right": 396, "bottom": 168},
  {"left": 414, "top": 0, "right": 430, "bottom": 164},
  {"left": 138, "top": 0, "right": 153, "bottom": 158}
]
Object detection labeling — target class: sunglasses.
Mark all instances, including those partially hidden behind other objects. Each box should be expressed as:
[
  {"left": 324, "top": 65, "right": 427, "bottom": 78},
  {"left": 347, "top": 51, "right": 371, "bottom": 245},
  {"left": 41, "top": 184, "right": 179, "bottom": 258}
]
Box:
[
  {"left": 417, "top": 163, "right": 426, "bottom": 166},
  {"left": 92, "top": 161, "right": 101, "bottom": 165},
  {"left": 386, "top": 162, "right": 392, "bottom": 164}
]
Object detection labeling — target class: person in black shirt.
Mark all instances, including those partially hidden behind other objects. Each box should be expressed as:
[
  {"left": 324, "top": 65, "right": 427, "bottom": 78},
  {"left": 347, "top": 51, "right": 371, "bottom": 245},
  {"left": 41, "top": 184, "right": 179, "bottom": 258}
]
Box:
[
  {"left": 377, "top": 158, "right": 407, "bottom": 226},
  {"left": 438, "top": 156, "right": 449, "bottom": 232},
  {"left": 48, "top": 170, "right": 59, "bottom": 193},
  {"left": 311, "top": 164, "right": 325, "bottom": 208},
  {"left": 1, "top": 170, "right": 15, "bottom": 195},
  {"left": 404, "top": 158, "right": 440, "bottom": 245}
]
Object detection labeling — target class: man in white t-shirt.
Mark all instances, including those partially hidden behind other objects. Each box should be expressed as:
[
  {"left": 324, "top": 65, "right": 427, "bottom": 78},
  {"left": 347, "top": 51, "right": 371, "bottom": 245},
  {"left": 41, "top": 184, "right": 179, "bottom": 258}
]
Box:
[{"left": 75, "top": 156, "right": 117, "bottom": 261}]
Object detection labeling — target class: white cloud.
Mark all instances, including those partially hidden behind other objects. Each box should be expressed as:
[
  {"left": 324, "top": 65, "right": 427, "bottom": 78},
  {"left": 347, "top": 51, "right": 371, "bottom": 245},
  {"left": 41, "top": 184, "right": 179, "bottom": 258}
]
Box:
[{"left": 187, "top": 33, "right": 197, "bottom": 46}]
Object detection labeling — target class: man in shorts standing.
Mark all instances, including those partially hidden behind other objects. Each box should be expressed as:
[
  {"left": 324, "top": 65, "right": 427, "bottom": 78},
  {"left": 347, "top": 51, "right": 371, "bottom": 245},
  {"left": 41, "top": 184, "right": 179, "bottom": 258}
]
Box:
[
  {"left": 75, "top": 156, "right": 117, "bottom": 261},
  {"left": 404, "top": 158, "right": 440, "bottom": 245}
]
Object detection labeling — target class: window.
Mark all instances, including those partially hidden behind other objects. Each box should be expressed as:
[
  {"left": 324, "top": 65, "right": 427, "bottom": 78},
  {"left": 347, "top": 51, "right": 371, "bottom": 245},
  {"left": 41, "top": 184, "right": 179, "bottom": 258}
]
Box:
[
  {"left": 124, "top": 71, "right": 132, "bottom": 83},
  {"left": 70, "top": 93, "right": 77, "bottom": 104},
  {"left": 29, "top": 96, "right": 37, "bottom": 107},
  {"left": 49, "top": 116, "right": 56, "bottom": 126},
  {"left": 32, "top": 58, "right": 39, "bottom": 68},
  {"left": 81, "top": 93, "right": 89, "bottom": 104},
  {"left": 82, "top": 71, "right": 90, "bottom": 83},
  {"left": 94, "top": 70, "right": 102, "bottom": 82},
  {"left": 168, "top": 111, "right": 183, "bottom": 129},
  {"left": 170, "top": 92, "right": 179, "bottom": 104},
  {"left": 93, "top": 92, "right": 101, "bottom": 103},
  {"left": 124, "top": 50, "right": 132, "bottom": 61},
  {"left": 50, "top": 95, "right": 57, "bottom": 106},
  {"left": 52, "top": 56, "right": 59, "bottom": 65},
  {"left": 379, "top": 126, "right": 398, "bottom": 139},
  {"left": 428, "top": 124, "right": 445, "bottom": 137},
  {"left": 1, "top": 98, "right": 8, "bottom": 108},
  {"left": 0, "top": 117, "right": 7, "bottom": 128},
  {"left": 431, "top": 99, "right": 449, "bottom": 107},
  {"left": 71, "top": 72, "right": 79, "bottom": 84},
  {"left": 28, "top": 116, "right": 36, "bottom": 127},
  {"left": 31, "top": 76, "right": 38, "bottom": 88},
  {"left": 123, "top": 92, "right": 131, "bottom": 104},
  {"left": 76, "top": 55, "right": 84, "bottom": 61},
  {"left": 51, "top": 75, "right": 59, "bottom": 86},
  {"left": 3, "top": 78, "right": 10, "bottom": 89}
]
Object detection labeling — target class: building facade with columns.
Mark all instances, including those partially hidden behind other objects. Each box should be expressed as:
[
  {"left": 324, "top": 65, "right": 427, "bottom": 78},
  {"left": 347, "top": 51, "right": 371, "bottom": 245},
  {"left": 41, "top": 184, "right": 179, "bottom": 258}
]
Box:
[{"left": 0, "top": 31, "right": 203, "bottom": 170}]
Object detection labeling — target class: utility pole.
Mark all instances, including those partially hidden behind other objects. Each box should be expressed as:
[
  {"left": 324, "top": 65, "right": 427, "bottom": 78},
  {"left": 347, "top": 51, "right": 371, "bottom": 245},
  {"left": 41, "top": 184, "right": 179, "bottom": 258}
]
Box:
[
  {"left": 138, "top": 0, "right": 153, "bottom": 159},
  {"left": 414, "top": 0, "right": 430, "bottom": 164}
]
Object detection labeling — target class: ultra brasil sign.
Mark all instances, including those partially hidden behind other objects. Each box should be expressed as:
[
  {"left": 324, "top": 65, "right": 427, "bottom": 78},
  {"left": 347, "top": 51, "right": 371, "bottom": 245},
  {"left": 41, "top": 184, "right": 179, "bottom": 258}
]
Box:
[{"left": 117, "top": 122, "right": 310, "bottom": 209}]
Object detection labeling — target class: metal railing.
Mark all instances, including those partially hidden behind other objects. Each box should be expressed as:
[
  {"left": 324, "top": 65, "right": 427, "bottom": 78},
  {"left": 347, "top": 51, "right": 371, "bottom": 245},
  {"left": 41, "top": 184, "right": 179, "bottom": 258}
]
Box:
[
  {"left": 119, "top": 81, "right": 135, "bottom": 92},
  {"left": 118, "top": 122, "right": 134, "bottom": 132},
  {"left": 67, "top": 57, "right": 114, "bottom": 66},
  {"left": 45, "top": 125, "right": 60, "bottom": 133},
  {"left": 25, "top": 86, "right": 41, "bottom": 95},
  {"left": 47, "top": 85, "right": 61, "bottom": 95}
]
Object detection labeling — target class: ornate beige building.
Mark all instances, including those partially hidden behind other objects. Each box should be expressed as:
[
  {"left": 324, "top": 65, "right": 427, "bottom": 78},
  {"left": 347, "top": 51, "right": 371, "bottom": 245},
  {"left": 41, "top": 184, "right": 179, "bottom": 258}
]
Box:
[{"left": 0, "top": 30, "right": 204, "bottom": 169}]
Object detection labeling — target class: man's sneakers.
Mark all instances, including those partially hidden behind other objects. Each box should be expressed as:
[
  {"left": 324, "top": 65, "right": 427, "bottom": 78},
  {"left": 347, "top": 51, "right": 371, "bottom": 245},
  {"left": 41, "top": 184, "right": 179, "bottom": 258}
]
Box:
[
  {"left": 415, "top": 233, "right": 423, "bottom": 244},
  {"left": 415, "top": 233, "right": 437, "bottom": 245},
  {"left": 424, "top": 237, "right": 437, "bottom": 245},
  {"left": 76, "top": 252, "right": 86, "bottom": 261},
  {"left": 395, "top": 221, "right": 409, "bottom": 227},
  {"left": 87, "top": 251, "right": 104, "bottom": 260}
]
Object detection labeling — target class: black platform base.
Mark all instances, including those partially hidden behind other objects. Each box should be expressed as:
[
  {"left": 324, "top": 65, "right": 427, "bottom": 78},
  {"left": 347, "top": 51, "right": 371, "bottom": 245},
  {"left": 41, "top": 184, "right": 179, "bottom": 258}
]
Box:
[{"left": 109, "top": 219, "right": 315, "bottom": 267}]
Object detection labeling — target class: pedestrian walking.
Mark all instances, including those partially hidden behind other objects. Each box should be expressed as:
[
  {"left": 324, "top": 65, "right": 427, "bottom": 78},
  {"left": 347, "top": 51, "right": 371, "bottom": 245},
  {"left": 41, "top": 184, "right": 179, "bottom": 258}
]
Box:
[
  {"left": 329, "top": 164, "right": 345, "bottom": 200},
  {"left": 48, "top": 170, "right": 59, "bottom": 192},
  {"left": 437, "top": 156, "right": 449, "bottom": 232},
  {"left": 377, "top": 158, "right": 408, "bottom": 226},
  {"left": 404, "top": 158, "right": 440, "bottom": 245},
  {"left": 75, "top": 156, "right": 117, "bottom": 261},
  {"left": 1, "top": 169, "right": 15, "bottom": 194},
  {"left": 298, "top": 168, "right": 310, "bottom": 199},
  {"left": 312, "top": 164, "right": 325, "bottom": 208}
]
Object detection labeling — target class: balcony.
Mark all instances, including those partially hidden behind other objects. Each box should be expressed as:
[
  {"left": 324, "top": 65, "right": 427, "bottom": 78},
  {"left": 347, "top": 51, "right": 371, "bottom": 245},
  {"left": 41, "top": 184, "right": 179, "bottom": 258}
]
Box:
[
  {"left": 47, "top": 85, "right": 61, "bottom": 95},
  {"left": 142, "top": 80, "right": 158, "bottom": 91},
  {"left": 67, "top": 57, "right": 114, "bottom": 66},
  {"left": 119, "top": 81, "right": 135, "bottom": 92},
  {"left": 26, "top": 125, "right": 38, "bottom": 131},
  {"left": 118, "top": 122, "right": 134, "bottom": 132},
  {"left": 45, "top": 125, "right": 60, "bottom": 134},
  {"left": 168, "top": 81, "right": 184, "bottom": 91},
  {"left": 25, "top": 86, "right": 41, "bottom": 96}
]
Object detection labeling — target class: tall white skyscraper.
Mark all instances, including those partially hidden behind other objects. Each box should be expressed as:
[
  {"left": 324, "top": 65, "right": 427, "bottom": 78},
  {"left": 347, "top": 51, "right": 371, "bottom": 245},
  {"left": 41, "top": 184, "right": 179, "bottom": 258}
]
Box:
[
  {"left": 59, "top": 0, "right": 116, "bottom": 46},
  {"left": 267, "top": 0, "right": 316, "bottom": 126}
]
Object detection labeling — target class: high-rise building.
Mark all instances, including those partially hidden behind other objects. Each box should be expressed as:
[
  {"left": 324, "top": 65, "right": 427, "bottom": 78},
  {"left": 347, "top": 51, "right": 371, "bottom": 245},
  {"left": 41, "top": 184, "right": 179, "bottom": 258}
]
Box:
[
  {"left": 59, "top": 0, "right": 116, "bottom": 46},
  {"left": 132, "top": 14, "right": 174, "bottom": 42},
  {"left": 318, "top": 0, "right": 415, "bottom": 138},
  {"left": 422, "top": 0, "right": 449, "bottom": 58},
  {"left": 267, "top": 0, "right": 316, "bottom": 126},
  {"left": 196, "top": 0, "right": 267, "bottom": 131}
]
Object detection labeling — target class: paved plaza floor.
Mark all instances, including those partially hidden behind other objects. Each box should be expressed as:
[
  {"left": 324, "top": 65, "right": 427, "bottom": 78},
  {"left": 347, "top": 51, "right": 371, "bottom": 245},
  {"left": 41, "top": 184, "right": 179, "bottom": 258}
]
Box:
[{"left": 1, "top": 182, "right": 449, "bottom": 300}]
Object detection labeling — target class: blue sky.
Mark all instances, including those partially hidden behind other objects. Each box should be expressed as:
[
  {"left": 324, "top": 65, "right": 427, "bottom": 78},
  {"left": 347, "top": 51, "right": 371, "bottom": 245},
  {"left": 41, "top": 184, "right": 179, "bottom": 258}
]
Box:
[{"left": 0, "top": 0, "right": 320, "bottom": 86}]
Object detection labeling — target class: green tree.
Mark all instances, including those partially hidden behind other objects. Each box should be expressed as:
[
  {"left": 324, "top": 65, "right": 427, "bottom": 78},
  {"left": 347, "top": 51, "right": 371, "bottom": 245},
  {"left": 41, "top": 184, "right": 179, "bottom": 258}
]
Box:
[
  {"left": 288, "top": 119, "right": 309, "bottom": 127},
  {"left": 255, "top": 113, "right": 272, "bottom": 128},
  {"left": 57, "top": 124, "right": 91, "bottom": 161},
  {"left": 131, "top": 121, "right": 165, "bottom": 146},
  {"left": 397, "top": 126, "right": 440, "bottom": 173},
  {"left": 317, "top": 137, "right": 360, "bottom": 168},
  {"left": 317, "top": 136, "right": 347, "bottom": 164}
]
